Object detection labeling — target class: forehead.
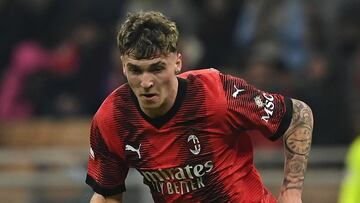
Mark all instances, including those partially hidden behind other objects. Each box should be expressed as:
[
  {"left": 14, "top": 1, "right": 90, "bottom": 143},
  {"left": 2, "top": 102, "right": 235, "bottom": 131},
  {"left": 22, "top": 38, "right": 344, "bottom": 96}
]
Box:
[{"left": 122, "top": 53, "right": 176, "bottom": 67}]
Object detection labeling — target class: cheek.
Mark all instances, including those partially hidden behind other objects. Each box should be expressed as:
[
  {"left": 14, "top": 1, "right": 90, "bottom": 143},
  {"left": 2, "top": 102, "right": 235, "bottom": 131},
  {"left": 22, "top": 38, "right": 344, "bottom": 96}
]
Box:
[
  {"left": 158, "top": 76, "right": 174, "bottom": 96},
  {"left": 157, "top": 73, "right": 172, "bottom": 87},
  {"left": 127, "top": 76, "right": 140, "bottom": 88}
]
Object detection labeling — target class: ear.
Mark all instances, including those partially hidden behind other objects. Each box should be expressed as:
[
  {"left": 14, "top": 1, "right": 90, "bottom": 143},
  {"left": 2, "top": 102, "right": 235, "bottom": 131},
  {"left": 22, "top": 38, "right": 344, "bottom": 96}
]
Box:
[
  {"left": 120, "top": 56, "right": 127, "bottom": 77},
  {"left": 175, "top": 53, "right": 182, "bottom": 73}
]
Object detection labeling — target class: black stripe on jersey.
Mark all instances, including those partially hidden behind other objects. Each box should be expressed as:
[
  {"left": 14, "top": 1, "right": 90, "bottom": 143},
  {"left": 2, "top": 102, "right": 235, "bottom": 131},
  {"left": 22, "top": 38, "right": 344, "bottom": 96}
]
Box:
[
  {"left": 270, "top": 97, "right": 293, "bottom": 141},
  {"left": 85, "top": 175, "right": 126, "bottom": 197},
  {"left": 130, "top": 77, "right": 187, "bottom": 129}
]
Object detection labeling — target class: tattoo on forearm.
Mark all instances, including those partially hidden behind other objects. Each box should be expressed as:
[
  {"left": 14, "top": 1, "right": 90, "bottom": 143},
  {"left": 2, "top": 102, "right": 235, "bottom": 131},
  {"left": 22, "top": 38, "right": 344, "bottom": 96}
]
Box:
[{"left": 282, "top": 99, "right": 313, "bottom": 191}]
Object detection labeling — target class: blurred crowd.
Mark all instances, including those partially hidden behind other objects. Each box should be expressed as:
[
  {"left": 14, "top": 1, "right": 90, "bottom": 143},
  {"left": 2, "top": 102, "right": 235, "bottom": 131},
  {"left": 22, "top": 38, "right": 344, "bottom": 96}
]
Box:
[{"left": 0, "top": 0, "right": 359, "bottom": 146}]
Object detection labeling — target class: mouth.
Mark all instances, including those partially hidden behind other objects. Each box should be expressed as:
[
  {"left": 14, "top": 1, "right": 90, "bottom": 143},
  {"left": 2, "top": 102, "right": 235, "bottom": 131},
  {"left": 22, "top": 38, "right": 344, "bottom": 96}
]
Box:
[{"left": 140, "top": 93, "right": 158, "bottom": 99}]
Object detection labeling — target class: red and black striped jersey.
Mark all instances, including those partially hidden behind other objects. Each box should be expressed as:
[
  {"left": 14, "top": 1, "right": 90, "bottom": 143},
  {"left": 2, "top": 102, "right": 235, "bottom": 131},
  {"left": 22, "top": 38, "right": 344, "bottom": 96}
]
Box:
[{"left": 86, "top": 68, "right": 292, "bottom": 203}]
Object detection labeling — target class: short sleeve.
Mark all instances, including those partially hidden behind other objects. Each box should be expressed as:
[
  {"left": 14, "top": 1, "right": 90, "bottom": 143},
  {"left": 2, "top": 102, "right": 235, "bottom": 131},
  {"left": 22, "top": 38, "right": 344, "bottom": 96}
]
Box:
[
  {"left": 220, "top": 73, "right": 293, "bottom": 141},
  {"left": 86, "top": 118, "right": 129, "bottom": 196}
]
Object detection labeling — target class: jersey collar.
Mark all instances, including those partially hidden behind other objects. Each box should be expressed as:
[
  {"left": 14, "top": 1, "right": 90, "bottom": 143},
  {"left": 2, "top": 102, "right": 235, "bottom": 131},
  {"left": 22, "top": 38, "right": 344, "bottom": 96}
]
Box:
[{"left": 130, "top": 77, "right": 187, "bottom": 129}]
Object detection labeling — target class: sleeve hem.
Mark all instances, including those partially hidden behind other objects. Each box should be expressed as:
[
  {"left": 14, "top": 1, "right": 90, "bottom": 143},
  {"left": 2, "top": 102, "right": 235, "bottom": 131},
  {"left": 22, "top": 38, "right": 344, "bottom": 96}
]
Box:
[
  {"left": 270, "top": 97, "right": 293, "bottom": 141},
  {"left": 86, "top": 174, "right": 126, "bottom": 197}
]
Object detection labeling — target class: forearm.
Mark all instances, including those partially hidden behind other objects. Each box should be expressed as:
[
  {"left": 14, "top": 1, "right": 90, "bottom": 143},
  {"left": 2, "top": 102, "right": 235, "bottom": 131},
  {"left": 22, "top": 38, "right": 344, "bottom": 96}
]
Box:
[{"left": 281, "top": 99, "right": 313, "bottom": 196}]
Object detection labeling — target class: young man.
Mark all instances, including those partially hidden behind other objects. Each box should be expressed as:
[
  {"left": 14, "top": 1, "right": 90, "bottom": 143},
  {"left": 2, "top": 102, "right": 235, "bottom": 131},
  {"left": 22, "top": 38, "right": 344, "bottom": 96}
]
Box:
[{"left": 86, "top": 11, "right": 313, "bottom": 203}]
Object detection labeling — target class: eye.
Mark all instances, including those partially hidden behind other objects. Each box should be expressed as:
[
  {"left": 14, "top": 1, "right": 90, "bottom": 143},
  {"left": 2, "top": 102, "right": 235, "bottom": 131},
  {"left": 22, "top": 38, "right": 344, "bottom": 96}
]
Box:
[
  {"left": 129, "top": 68, "right": 142, "bottom": 75},
  {"left": 150, "top": 66, "right": 165, "bottom": 73}
]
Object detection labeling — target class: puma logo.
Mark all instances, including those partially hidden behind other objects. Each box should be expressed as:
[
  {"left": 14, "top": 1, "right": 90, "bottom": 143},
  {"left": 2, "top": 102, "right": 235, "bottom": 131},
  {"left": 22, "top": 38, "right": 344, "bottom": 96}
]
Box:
[
  {"left": 125, "top": 144, "right": 141, "bottom": 159},
  {"left": 232, "top": 85, "right": 245, "bottom": 98}
]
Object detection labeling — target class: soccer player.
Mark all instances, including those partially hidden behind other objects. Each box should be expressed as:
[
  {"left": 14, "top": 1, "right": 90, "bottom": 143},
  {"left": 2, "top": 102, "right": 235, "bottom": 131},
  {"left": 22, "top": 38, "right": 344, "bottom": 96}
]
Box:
[{"left": 86, "top": 11, "right": 313, "bottom": 203}]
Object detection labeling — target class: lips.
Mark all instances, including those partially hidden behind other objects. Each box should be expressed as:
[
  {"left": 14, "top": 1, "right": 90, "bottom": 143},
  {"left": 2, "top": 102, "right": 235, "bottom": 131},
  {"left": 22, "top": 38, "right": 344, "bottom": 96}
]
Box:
[
  {"left": 141, "top": 93, "right": 157, "bottom": 98},
  {"left": 139, "top": 93, "right": 159, "bottom": 103}
]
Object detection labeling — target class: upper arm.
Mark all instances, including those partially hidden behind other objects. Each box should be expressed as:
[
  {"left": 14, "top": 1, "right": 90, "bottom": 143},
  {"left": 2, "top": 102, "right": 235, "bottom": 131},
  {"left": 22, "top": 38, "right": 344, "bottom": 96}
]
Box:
[
  {"left": 220, "top": 73, "right": 293, "bottom": 141},
  {"left": 283, "top": 99, "right": 313, "bottom": 155},
  {"left": 285, "top": 99, "right": 314, "bottom": 137},
  {"left": 288, "top": 98, "right": 313, "bottom": 127},
  {"left": 90, "top": 193, "right": 123, "bottom": 203},
  {"left": 86, "top": 117, "right": 129, "bottom": 197}
]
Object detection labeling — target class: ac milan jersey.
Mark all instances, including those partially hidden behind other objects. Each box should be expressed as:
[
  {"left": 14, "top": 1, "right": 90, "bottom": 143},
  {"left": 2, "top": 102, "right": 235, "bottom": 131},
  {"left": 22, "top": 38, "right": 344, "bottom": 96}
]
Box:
[{"left": 86, "top": 68, "right": 293, "bottom": 203}]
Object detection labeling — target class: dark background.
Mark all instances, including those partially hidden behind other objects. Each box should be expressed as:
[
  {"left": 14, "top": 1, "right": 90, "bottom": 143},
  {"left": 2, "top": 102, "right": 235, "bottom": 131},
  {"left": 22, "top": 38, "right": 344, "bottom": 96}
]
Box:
[{"left": 0, "top": 0, "right": 359, "bottom": 202}]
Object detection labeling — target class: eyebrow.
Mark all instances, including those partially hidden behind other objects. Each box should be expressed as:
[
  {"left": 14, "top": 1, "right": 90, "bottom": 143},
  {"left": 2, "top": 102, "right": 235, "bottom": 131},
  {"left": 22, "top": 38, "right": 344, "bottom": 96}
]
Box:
[
  {"left": 149, "top": 61, "right": 166, "bottom": 68},
  {"left": 127, "top": 61, "right": 166, "bottom": 69},
  {"left": 126, "top": 63, "right": 140, "bottom": 69}
]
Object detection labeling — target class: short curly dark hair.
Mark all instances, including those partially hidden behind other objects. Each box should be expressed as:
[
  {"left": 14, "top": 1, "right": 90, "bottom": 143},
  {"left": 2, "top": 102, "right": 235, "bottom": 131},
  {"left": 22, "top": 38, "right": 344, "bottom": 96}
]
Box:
[{"left": 116, "top": 11, "right": 179, "bottom": 59}]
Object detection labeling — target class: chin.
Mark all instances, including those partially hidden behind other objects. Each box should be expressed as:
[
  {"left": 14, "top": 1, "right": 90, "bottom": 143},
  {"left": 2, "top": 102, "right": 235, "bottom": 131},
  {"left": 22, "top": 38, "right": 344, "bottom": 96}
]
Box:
[{"left": 140, "top": 102, "right": 161, "bottom": 110}]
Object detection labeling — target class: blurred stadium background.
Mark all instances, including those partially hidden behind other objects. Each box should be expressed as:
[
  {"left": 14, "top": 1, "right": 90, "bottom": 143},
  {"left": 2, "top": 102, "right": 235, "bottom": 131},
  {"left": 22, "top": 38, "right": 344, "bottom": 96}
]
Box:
[{"left": 0, "top": 0, "right": 359, "bottom": 202}]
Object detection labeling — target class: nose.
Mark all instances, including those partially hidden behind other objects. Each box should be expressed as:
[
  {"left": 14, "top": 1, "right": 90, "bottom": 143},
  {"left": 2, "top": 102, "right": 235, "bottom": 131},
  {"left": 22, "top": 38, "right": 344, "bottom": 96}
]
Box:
[{"left": 140, "top": 72, "right": 154, "bottom": 89}]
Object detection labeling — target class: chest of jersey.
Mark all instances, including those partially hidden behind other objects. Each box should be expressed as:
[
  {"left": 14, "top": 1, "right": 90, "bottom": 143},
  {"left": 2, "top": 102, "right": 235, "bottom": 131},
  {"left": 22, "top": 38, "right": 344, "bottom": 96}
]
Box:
[
  {"left": 123, "top": 121, "right": 223, "bottom": 197},
  {"left": 123, "top": 117, "right": 224, "bottom": 170}
]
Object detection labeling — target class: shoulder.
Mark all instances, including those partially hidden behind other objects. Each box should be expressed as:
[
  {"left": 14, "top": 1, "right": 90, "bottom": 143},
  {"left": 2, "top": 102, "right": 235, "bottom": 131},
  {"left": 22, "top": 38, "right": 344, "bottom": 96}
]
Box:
[
  {"left": 179, "top": 68, "right": 222, "bottom": 88},
  {"left": 179, "top": 69, "right": 229, "bottom": 110},
  {"left": 179, "top": 68, "right": 250, "bottom": 93},
  {"left": 90, "top": 84, "right": 135, "bottom": 150},
  {"left": 179, "top": 68, "right": 220, "bottom": 79},
  {"left": 93, "top": 84, "right": 131, "bottom": 127}
]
